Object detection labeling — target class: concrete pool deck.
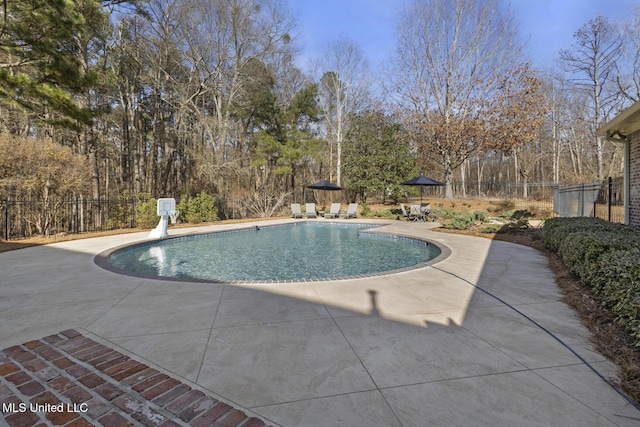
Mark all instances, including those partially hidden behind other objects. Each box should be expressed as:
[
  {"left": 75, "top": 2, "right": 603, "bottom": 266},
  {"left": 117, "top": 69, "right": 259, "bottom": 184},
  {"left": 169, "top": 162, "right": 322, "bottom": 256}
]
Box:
[{"left": 1, "top": 218, "right": 639, "bottom": 426}]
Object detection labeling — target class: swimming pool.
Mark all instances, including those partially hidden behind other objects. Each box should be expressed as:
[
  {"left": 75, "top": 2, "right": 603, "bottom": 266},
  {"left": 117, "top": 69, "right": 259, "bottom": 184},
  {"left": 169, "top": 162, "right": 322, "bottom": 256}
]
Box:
[{"left": 100, "top": 222, "right": 444, "bottom": 283}]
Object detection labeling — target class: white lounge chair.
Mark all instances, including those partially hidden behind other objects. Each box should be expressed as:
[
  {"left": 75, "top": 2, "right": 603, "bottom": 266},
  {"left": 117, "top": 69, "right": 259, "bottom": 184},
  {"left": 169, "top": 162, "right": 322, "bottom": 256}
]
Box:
[
  {"left": 421, "top": 203, "right": 431, "bottom": 218},
  {"left": 291, "top": 203, "right": 304, "bottom": 218},
  {"left": 324, "top": 203, "right": 341, "bottom": 218},
  {"left": 400, "top": 203, "right": 410, "bottom": 220},
  {"left": 305, "top": 203, "right": 317, "bottom": 218},
  {"left": 340, "top": 203, "right": 358, "bottom": 219}
]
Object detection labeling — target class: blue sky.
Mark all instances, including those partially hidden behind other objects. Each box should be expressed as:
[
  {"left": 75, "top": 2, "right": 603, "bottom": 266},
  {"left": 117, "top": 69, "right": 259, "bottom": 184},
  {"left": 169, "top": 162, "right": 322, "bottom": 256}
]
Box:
[{"left": 291, "top": 0, "right": 639, "bottom": 71}]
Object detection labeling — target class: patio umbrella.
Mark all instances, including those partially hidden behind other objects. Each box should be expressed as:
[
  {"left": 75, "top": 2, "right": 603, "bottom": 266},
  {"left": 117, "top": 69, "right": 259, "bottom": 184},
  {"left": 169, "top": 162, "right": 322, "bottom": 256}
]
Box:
[
  {"left": 307, "top": 179, "right": 342, "bottom": 191},
  {"left": 401, "top": 174, "right": 445, "bottom": 203},
  {"left": 306, "top": 180, "right": 342, "bottom": 205}
]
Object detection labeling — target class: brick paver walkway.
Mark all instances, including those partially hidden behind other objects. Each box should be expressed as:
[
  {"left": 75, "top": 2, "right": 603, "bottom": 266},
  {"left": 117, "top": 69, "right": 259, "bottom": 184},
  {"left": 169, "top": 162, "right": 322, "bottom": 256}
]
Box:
[{"left": 0, "top": 330, "right": 270, "bottom": 427}]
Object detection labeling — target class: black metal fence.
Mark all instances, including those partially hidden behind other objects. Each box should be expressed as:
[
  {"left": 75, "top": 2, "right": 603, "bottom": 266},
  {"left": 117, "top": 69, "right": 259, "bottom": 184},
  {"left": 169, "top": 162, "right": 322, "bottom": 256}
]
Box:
[
  {"left": 1, "top": 197, "right": 144, "bottom": 240},
  {"left": 459, "top": 180, "right": 557, "bottom": 201},
  {"left": 1, "top": 193, "right": 292, "bottom": 240},
  {"left": 595, "top": 176, "right": 625, "bottom": 223},
  {"left": 2, "top": 177, "right": 626, "bottom": 240}
]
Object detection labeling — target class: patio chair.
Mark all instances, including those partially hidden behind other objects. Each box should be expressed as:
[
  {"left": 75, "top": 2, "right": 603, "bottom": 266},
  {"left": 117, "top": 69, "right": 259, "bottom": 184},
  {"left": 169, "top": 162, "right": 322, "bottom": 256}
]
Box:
[
  {"left": 409, "top": 204, "right": 424, "bottom": 221},
  {"left": 324, "top": 203, "right": 341, "bottom": 218},
  {"left": 291, "top": 203, "right": 304, "bottom": 218},
  {"left": 305, "top": 203, "right": 317, "bottom": 218},
  {"left": 340, "top": 203, "right": 358, "bottom": 219},
  {"left": 428, "top": 203, "right": 444, "bottom": 222},
  {"left": 421, "top": 203, "right": 431, "bottom": 217}
]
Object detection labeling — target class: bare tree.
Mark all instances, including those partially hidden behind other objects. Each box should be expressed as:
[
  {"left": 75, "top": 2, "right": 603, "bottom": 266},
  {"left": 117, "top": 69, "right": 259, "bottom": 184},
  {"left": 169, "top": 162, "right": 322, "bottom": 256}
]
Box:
[
  {"left": 106, "top": 0, "right": 297, "bottom": 199},
  {"left": 559, "top": 15, "right": 623, "bottom": 180},
  {"left": 616, "top": 7, "right": 640, "bottom": 104},
  {"left": 391, "top": 0, "right": 525, "bottom": 198},
  {"left": 176, "top": 0, "right": 295, "bottom": 194},
  {"left": 313, "top": 37, "right": 370, "bottom": 186},
  {"left": 110, "top": 16, "right": 154, "bottom": 196},
  {"left": 541, "top": 69, "right": 571, "bottom": 184},
  {"left": 489, "top": 65, "right": 548, "bottom": 196}
]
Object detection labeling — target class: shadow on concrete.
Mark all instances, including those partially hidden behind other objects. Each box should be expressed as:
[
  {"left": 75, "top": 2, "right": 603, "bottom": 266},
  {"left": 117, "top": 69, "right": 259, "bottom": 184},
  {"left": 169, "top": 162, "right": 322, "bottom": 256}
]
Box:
[{"left": 1, "top": 223, "right": 638, "bottom": 426}]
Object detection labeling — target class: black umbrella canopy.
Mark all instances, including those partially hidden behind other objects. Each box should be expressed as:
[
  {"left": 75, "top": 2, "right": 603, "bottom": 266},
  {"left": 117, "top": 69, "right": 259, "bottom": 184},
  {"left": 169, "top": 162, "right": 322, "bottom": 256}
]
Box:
[
  {"left": 401, "top": 175, "right": 445, "bottom": 186},
  {"left": 307, "top": 179, "right": 342, "bottom": 190},
  {"left": 401, "top": 174, "right": 444, "bottom": 204},
  {"left": 306, "top": 180, "right": 342, "bottom": 206}
]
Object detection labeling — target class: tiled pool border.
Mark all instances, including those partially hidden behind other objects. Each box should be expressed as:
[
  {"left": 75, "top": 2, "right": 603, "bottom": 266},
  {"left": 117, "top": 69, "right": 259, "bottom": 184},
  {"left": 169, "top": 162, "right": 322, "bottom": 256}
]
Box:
[{"left": 94, "top": 221, "right": 452, "bottom": 285}]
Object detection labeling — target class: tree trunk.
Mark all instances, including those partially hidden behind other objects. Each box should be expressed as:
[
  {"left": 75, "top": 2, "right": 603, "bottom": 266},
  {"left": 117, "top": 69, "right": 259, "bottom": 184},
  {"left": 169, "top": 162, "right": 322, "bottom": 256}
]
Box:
[
  {"left": 476, "top": 156, "right": 485, "bottom": 197},
  {"left": 460, "top": 161, "right": 466, "bottom": 198},
  {"left": 444, "top": 154, "right": 454, "bottom": 199}
]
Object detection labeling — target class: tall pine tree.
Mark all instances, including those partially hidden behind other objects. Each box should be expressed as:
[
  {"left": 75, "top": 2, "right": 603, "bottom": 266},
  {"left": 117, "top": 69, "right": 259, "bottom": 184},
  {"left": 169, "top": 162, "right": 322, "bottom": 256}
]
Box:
[{"left": 0, "top": 0, "right": 105, "bottom": 128}]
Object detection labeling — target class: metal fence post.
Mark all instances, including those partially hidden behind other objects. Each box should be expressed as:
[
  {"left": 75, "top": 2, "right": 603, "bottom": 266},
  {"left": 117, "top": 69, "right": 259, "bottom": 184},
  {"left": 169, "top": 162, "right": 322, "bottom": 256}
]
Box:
[
  {"left": 73, "top": 196, "right": 78, "bottom": 234},
  {"left": 608, "top": 176, "right": 612, "bottom": 222},
  {"left": 3, "top": 200, "right": 8, "bottom": 241},
  {"left": 580, "top": 182, "right": 584, "bottom": 217}
]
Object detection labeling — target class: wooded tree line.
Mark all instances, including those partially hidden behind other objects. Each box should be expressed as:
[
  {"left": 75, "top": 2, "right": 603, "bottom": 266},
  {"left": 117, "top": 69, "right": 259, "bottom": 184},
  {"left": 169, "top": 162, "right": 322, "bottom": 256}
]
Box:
[{"left": 1, "top": 0, "right": 638, "bottom": 217}]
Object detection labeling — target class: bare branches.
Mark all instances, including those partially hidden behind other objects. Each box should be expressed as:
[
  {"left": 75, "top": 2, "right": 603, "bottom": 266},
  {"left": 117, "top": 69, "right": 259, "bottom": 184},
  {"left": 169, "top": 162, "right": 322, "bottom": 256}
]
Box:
[
  {"left": 393, "top": 0, "right": 520, "bottom": 115},
  {"left": 616, "top": 8, "right": 640, "bottom": 104},
  {"left": 313, "top": 36, "right": 371, "bottom": 185},
  {"left": 486, "top": 64, "right": 548, "bottom": 152},
  {"left": 559, "top": 14, "right": 623, "bottom": 179},
  {"left": 392, "top": 0, "right": 526, "bottom": 198}
]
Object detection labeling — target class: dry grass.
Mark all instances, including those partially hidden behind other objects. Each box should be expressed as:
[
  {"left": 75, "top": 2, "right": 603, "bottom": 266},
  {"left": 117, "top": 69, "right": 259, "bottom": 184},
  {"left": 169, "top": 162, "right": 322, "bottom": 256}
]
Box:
[{"left": 2, "top": 199, "right": 638, "bottom": 404}]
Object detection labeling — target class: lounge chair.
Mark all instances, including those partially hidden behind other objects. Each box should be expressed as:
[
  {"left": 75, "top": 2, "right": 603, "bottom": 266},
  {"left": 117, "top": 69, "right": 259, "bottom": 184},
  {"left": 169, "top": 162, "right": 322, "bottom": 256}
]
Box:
[
  {"left": 340, "top": 203, "right": 358, "bottom": 219},
  {"left": 421, "top": 203, "right": 431, "bottom": 217},
  {"left": 291, "top": 203, "right": 304, "bottom": 218},
  {"left": 400, "top": 203, "right": 410, "bottom": 220},
  {"left": 305, "top": 203, "right": 317, "bottom": 218},
  {"left": 324, "top": 203, "right": 341, "bottom": 218}
]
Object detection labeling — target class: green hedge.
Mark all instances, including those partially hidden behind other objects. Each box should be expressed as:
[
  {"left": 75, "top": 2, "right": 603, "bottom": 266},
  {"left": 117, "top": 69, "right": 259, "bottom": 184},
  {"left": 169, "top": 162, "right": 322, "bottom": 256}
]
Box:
[
  {"left": 177, "top": 191, "right": 218, "bottom": 223},
  {"left": 440, "top": 209, "right": 489, "bottom": 230},
  {"left": 542, "top": 218, "right": 640, "bottom": 345},
  {"left": 135, "top": 194, "right": 159, "bottom": 228}
]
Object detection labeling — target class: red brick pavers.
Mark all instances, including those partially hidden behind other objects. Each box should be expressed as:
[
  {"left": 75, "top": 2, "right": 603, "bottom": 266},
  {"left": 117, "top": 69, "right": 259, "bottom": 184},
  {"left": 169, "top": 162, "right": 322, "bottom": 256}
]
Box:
[{"left": 1, "top": 330, "right": 271, "bottom": 427}]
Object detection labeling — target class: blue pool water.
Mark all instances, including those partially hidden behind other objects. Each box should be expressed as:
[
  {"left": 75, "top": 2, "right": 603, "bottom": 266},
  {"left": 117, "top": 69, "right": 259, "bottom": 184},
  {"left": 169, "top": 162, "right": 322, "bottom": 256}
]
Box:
[{"left": 105, "top": 222, "right": 441, "bottom": 282}]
